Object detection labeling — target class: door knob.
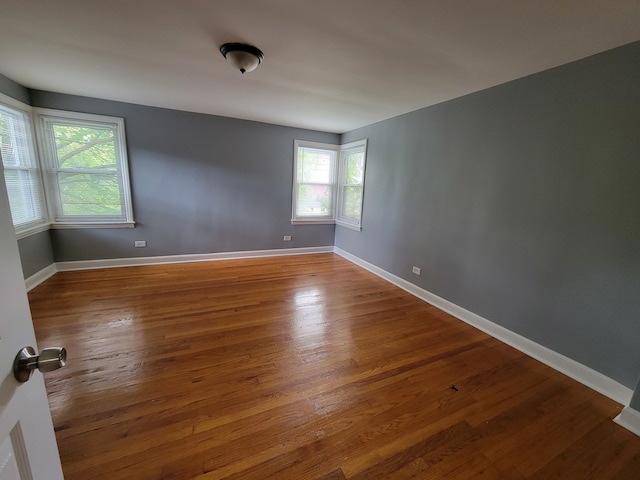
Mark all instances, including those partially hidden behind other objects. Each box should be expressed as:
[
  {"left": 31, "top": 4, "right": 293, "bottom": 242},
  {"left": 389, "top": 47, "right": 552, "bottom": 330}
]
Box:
[{"left": 13, "top": 346, "right": 67, "bottom": 383}]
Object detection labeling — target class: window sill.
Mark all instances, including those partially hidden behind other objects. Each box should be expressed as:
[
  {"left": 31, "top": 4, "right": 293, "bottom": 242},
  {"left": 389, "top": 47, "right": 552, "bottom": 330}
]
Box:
[
  {"left": 336, "top": 220, "right": 362, "bottom": 231},
  {"left": 16, "top": 222, "right": 51, "bottom": 240},
  {"left": 51, "top": 221, "right": 136, "bottom": 229},
  {"left": 291, "top": 219, "right": 335, "bottom": 225}
]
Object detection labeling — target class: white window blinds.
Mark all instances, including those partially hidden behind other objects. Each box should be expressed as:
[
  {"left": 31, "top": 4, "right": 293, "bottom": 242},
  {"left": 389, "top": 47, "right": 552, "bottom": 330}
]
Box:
[{"left": 0, "top": 103, "right": 47, "bottom": 232}]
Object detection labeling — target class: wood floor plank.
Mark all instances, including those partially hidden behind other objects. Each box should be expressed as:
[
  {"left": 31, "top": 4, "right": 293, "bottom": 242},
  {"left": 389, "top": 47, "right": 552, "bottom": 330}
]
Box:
[{"left": 28, "top": 253, "right": 640, "bottom": 479}]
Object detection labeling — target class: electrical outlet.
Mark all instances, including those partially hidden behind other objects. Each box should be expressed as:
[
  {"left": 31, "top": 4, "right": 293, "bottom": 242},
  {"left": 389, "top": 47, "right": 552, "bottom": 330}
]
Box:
[
  {"left": 412, "top": 266, "right": 421, "bottom": 275},
  {"left": 283, "top": 235, "right": 292, "bottom": 241},
  {"left": 135, "top": 241, "right": 147, "bottom": 247}
]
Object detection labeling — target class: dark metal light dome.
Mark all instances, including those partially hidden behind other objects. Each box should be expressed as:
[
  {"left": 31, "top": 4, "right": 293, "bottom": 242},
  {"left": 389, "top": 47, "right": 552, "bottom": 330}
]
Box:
[{"left": 219, "top": 43, "right": 264, "bottom": 74}]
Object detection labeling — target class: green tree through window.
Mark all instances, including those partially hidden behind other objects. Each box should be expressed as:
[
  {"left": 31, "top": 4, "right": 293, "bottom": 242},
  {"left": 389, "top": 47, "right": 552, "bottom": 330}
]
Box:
[{"left": 52, "top": 124, "right": 122, "bottom": 216}]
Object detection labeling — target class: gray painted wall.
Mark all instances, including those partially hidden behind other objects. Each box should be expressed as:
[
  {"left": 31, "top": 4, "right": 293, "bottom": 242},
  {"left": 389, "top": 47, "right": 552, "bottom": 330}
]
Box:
[
  {"left": 18, "top": 230, "right": 54, "bottom": 278},
  {"left": 338, "top": 41, "right": 640, "bottom": 389},
  {"left": 28, "top": 92, "right": 338, "bottom": 261},
  {"left": 0, "top": 74, "right": 55, "bottom": 279},
  {"left": 0, "top": 73, "right": 30, "bottom": 105}
]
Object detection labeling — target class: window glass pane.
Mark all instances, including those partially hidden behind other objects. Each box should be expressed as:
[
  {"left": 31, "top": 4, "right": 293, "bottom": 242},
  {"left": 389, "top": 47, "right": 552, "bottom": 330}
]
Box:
[
  {"left": 58, "top": 172, "right": 122, "bottom": 216},
  {"left": 53, "top": 124, "right": 117, "bottom": 170},
  {"left": 342, "top": 185, "right": 363, "bottom": 220},
  {"left": 345, "top": 152, "right": 365, "bottom": 184},
  {"left": 299, "top": 148, "right": 333, "bottom": 184},
  {"left": 296, "top": 184, "right": 332, "bottom": 217},
  {"left": 3, "top": 169, "right": 44, "bottom": 226}
]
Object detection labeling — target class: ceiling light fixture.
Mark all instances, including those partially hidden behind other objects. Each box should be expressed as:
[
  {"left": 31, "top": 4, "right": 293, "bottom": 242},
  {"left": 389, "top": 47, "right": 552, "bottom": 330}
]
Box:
[{"left": 219, "top": 43, "right": 264, "bottom": 74}]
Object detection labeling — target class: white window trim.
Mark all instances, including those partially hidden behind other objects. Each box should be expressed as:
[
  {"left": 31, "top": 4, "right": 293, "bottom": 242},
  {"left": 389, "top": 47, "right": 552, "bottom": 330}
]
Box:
[
  {"left": 336, "top": 139, "right": 367, "bottom": 231},
  {"left": 291, "top": 140, "right": 339, "bottom": 224},
  {"left": 0, "top": 92, "right": 31, "bottom": 111},
  {"left": 0, "top": 93, "right": 51, "bottom": 238},
  {"left": 34, "top": 108, "right": 135, "bottom": 227},
  {"left": 291, "top": 138, "right": 367, "bottom": 229},
  {"left": 15, "top": 222, "right": 50, "bottom": 240},
  {"left": 50, "top": 222, "right": 135, "bottom": 229}
]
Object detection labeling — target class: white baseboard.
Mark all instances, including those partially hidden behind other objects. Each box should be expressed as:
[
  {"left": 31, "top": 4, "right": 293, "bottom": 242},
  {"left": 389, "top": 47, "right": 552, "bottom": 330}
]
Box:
[
  {"left": 334, "top": 247, "right": 633, "bottom": 406},
  {"left": 26, "top": 246, "right": 333, "bottom": 288},
  {"left": 25, "top": 263, "right": 57, "bottom": 292},
  {"left": 614, "top": 407, "right": 640, "bottom": 436},
  {"left": 55, "top": 246, "right": 333, "bottom": 271}
]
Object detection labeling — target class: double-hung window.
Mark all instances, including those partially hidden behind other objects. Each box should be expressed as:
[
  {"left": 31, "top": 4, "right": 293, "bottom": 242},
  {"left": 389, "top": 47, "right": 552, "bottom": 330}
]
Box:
[
  {"left": 36, "top": 109, "right": 134, "bottom": 227},
  {"left": 292, "top": 140, "right": 339, "bottom": 224},
  {"left": 336, "top": 139, "right": 367, "bottom": 230},
  {"left": 0, "top": 97, "right": 47, "bottom": 237},
  {"left": 292, "top": 138, "right": 367, "bottom": 230}
]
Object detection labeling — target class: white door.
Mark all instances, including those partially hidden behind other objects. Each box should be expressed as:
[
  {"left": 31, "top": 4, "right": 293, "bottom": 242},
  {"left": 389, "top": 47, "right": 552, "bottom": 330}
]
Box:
[{"left": 0, "top": 178, "right": 64, "bottom": 478}]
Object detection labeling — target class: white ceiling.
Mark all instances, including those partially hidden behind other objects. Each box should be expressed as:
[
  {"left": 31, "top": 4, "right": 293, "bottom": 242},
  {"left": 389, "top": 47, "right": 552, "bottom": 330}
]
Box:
[{"left": 1, "top": 0, "right": 639, "bottom": 133}]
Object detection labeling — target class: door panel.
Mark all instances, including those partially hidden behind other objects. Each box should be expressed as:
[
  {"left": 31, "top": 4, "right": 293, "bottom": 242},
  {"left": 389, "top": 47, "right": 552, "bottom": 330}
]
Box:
[{"left": 0, "top": 170, "right": 63, "bottom": 479}]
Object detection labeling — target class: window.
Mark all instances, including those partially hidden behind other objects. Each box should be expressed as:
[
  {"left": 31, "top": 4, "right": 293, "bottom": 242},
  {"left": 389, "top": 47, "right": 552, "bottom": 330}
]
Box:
[
  {"left": 292, "top": 138, "right": 367, "bottom": 229},
  {"left": 36, "top": 109, "right": 134, "bottom": 227},
  {"left": 336, "top": 139, "right": 367, "bottom": 230},
  {"left": 0, "top": 97, "right": 48, "bottom": 237},
  {"left": 292, "top": 140, "right": 339, "bottom": 224}
]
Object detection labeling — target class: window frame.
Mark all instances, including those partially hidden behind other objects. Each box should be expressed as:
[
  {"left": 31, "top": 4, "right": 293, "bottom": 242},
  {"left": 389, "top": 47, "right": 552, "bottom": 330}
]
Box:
[
  {"left": 291, "top": 138, "right": 367, "bottom": 229},
  {"left": 34, "top": 108, "right": 135, "bottom": 228},
  {"left": 291, "top": 140, "right": 339, "bottom": 225},
  {"left": 0, "top": 93, "right": 49, "bottom": 238},
  {"left": 336, "top": 139, "right": 367, "bottom": 231}
]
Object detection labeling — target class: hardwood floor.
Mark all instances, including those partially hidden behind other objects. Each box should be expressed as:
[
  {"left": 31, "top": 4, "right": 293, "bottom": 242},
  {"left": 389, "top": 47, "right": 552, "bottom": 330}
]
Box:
[{"left": 28, "top": 253, "right": 640, "bottom": 479}]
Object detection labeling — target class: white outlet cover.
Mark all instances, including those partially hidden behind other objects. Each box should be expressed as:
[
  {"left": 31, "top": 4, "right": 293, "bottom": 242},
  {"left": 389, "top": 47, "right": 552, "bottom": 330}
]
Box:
[{"left": 412, "top": 266, "right": 421, "bottom": 275}]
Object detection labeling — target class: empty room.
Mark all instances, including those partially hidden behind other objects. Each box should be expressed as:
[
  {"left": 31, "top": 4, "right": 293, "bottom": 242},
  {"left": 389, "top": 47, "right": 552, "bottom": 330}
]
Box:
[{"left": 1, "top": 1, "right": 640, "bottom": 479}]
